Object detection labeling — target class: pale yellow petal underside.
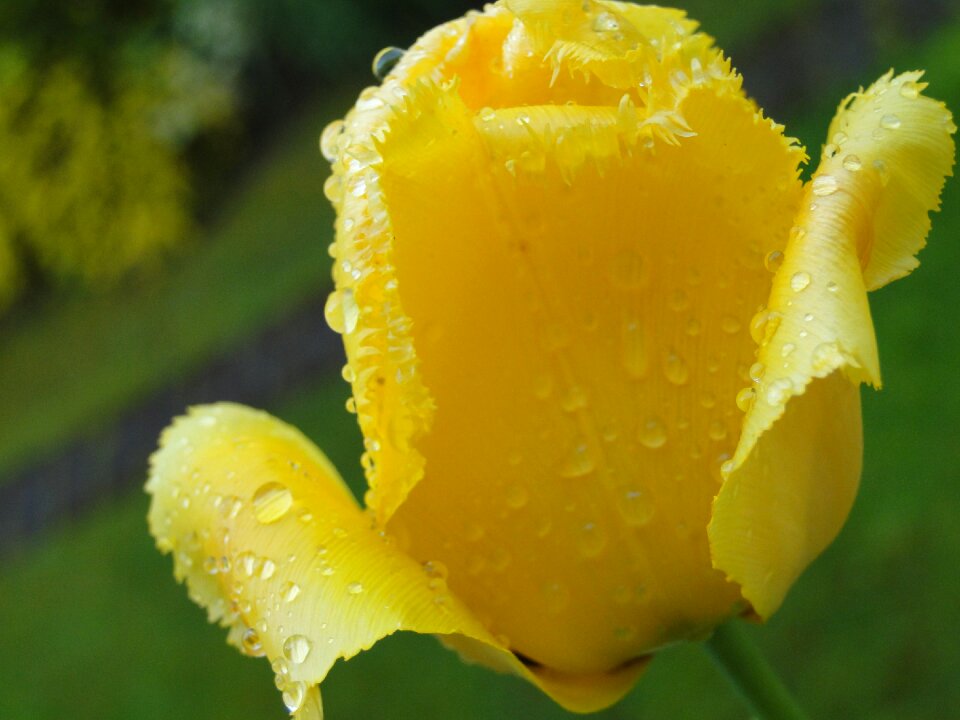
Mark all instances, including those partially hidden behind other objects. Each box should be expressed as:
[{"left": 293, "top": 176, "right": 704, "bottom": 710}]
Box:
[
  {"left": 146, "top": 404, "right": 647, "bottom": 715},
  {"left": 710, "top": 71, "right": 955, "bottom": 619}
]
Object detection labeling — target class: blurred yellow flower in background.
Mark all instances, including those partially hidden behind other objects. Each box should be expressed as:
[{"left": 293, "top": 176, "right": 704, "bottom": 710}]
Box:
[{"left": 147, "top": 0, "right": 954, "bottom": 716}]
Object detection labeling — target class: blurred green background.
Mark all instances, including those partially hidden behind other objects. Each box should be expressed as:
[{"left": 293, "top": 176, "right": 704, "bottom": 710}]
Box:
[{"left": 1, "top": 1, "right": 958, "bottom": 718}]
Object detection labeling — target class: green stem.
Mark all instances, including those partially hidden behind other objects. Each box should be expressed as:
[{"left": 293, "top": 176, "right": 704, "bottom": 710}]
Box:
[{"left": 704, "top": 621, "right": 810, "bottom": 720}]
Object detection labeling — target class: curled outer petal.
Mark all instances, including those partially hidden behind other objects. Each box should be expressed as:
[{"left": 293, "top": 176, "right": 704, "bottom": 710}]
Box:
[
  {"left": 710, "top": 71, "right": 955, "bottom": 619},
  {"left": 146, "top": 404, "right": 649, "bottom": 716}
]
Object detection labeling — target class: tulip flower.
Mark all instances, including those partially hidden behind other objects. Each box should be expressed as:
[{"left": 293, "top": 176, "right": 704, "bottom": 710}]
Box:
[{"left": 147, "top": 0, "right": 955, "bottom": 717}]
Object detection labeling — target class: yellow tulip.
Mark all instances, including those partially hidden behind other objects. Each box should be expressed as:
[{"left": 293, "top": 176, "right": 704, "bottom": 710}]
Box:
[{"left": 146, "top": 0, "right": 955, "bottom": 716}]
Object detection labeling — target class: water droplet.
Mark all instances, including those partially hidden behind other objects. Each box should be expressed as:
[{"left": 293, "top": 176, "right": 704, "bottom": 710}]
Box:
[
  {"left": 700, "top": 392, "right": 717, "bottom": 409},
  {"left": 750, "top": 309, "right": 781, "bottom": 345},
  {"left": 668, "top": 289, "right": 689, "bottom": 311},
  {"left": 593, "top": 11, "right": 621, "bottom": 32},
  {"left": 323, "top": 174, "right": 342, "bottom": 203},
  {"left": 283, "top": 635, "right": 313, "bottom": 665},
  {"left": 685, "top": 318, "right": 702, "bottom": 336},
  {"left": 543, "top": 582, "right": 570, "bottom": 614},
  {"left": 505, "top": 483, "right": 529, "bottom": 509},
  {"left": 764, "top": 250, "right": 784, "bottom": 273},
  {"left": 324, "top": 290, "right": 345, "bottom": 333},
  {"left": 811, "top": 174, "right": 838, "bottom": 196},
  {"left": 252, "top": 482, "right": 294, "bottom": 525},
  {"left": 533, "top": 372, "right": 553, "bottom": 399},
  {"left": 639, "top": 417, "right": 667, "bottom": 449},
  {"left": 561, "top": 385, "right": 588, "bottom": 412},
  {"left": 826, "top": 281, "right": 839, "bottom": 293},
  {"left": 873, "top": 158, "right": 890, "bottom": 185},
  {"left": 812, "top": 342, "right": 844, "bottom": 372},
  {"left": 621, "top": 317, "right": 647, "bottom": 378},
  {"left": 617, "top": 488, "right": 654, "bottom": 526},
  {"left": 721, "top": 315, "right": 742, "bottom": 334},
  {"left": 578, "top": 522, "right": 607, "bottom": 558},
  {"left": 790, "top": 271, "right": 811, "bottom": 292},
  {"left": 479, "top": 106, "right": 496, "bottom": 122},
  {"left": 203, "top": 556, "right": 219, "bottom": 575},
  {"left": 347, "top": 582, "right": 364, "bottom": 595},
  {"left": 611, "top": 250, "right": 647, "bottom": 289},
  {"left": 749, "top": 362, "right": 766, "bottom": 384},
  {"left": 842, "top": 154, "right": 862, "bottom": 172},
  {"left": 320, "top": 121, "right": 344, "bottom": 163},
  {"left": 237, "top": 551, "right": 259, "bottom": 577},
  {"left": 708, "top": 419, "right": 728, "bottom": 441},
  {"left": 372, "top": 46, "right": 404, "bottom": 80},
  {"left": 899, "top": 81, "right": 919, "bottom": 99},
  {"left": 765, "top": 378, "right": 794, "bottom": 405},
  {"left": 282, "top": 681, "right": 307, "bottom": 712},
  {"left": 880, "top": 113, "right": 901, "bottom": 130},
  {"left": 281, "top": 582, "right": 301, "bottom": 604},
  {"left": 560, "top": 440, "right": 596, "bottom": 478},
  {"left": 242, "top": 628, "right": 265, "bottom": 657},
  {"left": 781, "top": 342, "right": 796, "bottom": 358},
  {"left": 260, "top": 558, "right": 277, "bottom": 580},
  {"left": 735, "top": 387, "right": 756, "bottom": 412},
  {"left": 662, "top": 350, "right": 689, "bottom": 386}
]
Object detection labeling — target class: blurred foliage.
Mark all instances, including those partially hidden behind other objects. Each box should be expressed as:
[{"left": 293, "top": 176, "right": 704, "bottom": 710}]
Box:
[{"left": 0, "top": 0, "right": 244, "bottom": 313}]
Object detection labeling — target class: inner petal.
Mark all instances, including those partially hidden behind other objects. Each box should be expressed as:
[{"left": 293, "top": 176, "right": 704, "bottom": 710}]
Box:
[{"left": 380, "top": 85, "right": 804, "bottom": 673}]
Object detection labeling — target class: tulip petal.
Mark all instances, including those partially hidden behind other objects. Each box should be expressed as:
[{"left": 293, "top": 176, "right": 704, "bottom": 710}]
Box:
[
  {"left": 711, "top": 72, "right": 955, "bottom": 618},
  {"left": 333, "top": 42, "right": 806, "bottom": 672},
  {"left": 146, "top": 404, "right": 646, "bottom": 714}
]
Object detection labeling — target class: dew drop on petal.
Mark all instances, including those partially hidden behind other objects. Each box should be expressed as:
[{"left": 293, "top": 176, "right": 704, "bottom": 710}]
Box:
[
  {"left": 639, "top": 417, "right": 667, "bottom": 449},
  {"left": 282, "top": 681, "right": 307, "bottom": 712},
  {"left": 735, "top": 387, "right": 756, "bottom": 412},
  {"left": 765, "top": 378, "right": 794, "bottom": 405},
  {"left": 843, "top": 154, "right": 862, "bottom": 172},
  {"left": 790, "top": 271, "right": 811, "bottom": 292},
  {"left": 811, "top": 175, "right": 838, "bottom": 196},
  {"left": 283, "top": 635, "right": 313, "bottom": 665},
  {"left": 708, "top": 420, "right": 728, "bottom": 441},
  {"left": 662, "top": 350, "right": 689, "bottom": 385},
  {"left": 252, "top": 482, "right": 294, "bottom": 524},
  {"left": 347, "top": 582, "right": 364, "bottom": 595},
  {"left": 559, "top": 440, "right": 596, "bottom": 478},
  {"left": 260, "top": 558, "right": 277, "bottom": 580},
  {"left": 899, "top": 81, "right": 919, "bottom": 99},
  {"left": 880, "top": 113, "right": 901, "bottom": 130},
  {"left": 617, "top": 488, "right": 654, "bottom": 527},
  {"left": 281, "top": 581, "right": 301, "bottom": 604},
  {"left": 578, "top": 522, "right": 607, "bottom": 558},
  {"left": 505, "top": 483, "right": 529, "bottom": 509},
  {"left": 721, "top": 315, "right": 742, "bottom": 334},
  {"left": 242, "top": 627, "right": 265, "bottom": 657},
  {"left": 320, "top": 120, "right": 344, "bottom": 163},
  {"left": 620, "top": 316, "right": 648, "bottom": 378},
  {"left": 371, "top": 46, "right": 405, "bottom": 80},
  {"left": 764, "top": 250, "right": 784, "bottom": 272}
]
